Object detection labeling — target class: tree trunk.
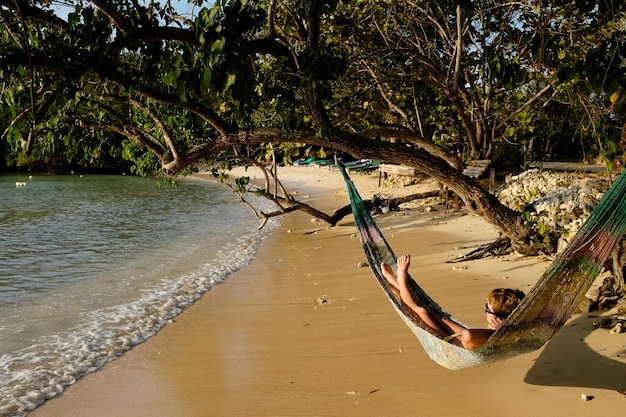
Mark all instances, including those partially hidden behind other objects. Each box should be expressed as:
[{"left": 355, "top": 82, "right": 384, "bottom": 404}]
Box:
[
  {"left": 327, "top": 130, "right": 537, "bottom": 249},
  {"left": 165, "top": 127, "right": 545, "bottom": 253}
]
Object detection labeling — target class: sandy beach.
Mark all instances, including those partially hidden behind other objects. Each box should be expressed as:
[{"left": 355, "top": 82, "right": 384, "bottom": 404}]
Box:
[{"left": 30, "top": 165, "right": 626, "bottom": 417}]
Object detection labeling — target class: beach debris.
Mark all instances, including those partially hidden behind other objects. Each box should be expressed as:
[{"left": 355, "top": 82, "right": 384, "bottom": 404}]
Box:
[
  {"left": 609, "top": 322, "right": 623, "bottom": 335},
  {"left": 497, "top": 170, "right": 609, "bottom": 251},
  {"left": 15, "top": 182, "right": 27, "bottom": 187},
  {"left": 593, "top": 318, "right": 613, "bottom": 329},
  {"left": 346, "top": 390, "right": 357, "bottom": 395},
  {"left": 452, "top": 265, "right": 468, "bottom": 270},
  {"left": 315, "top": 297, "right": 330, "bottom": 305},
  {"left": 590, "top": 314, "right": 626, "bottom": 334},
  {"left": 357, "top": 261, "right": 369, "bottom": 268},
  {"left": 580, "top": 394, "right": 593, "bottom": 401},
  {"left": 379, "top": 174, "right": 421, "bottom": 188}
]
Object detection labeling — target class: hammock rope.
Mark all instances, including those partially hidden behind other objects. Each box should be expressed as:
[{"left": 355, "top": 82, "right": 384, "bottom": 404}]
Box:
[{"left": 338, "top": 163, "right": 626, "bottom": 370}]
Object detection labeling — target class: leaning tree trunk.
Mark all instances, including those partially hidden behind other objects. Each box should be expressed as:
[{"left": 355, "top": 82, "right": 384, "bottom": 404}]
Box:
[
  {"left": 327, "top": 130, "right": 554, "bottom": 255},
  {"left": 168, "top": 127, "right": 551, "bottom": 254}
]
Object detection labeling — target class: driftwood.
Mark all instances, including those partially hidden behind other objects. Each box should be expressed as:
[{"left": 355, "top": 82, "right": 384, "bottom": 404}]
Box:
[
  {"left": 217, "top": 162, "right": 441, "bottom": 228},
  {"left": 371, "top": 190, "right": 439, "bottom": 212},
  {"left": 328, "top": 190, "right": 438, "bottom": 224},
  {"left": 447, "top": 236, "right": 512, "bottom": 263}
]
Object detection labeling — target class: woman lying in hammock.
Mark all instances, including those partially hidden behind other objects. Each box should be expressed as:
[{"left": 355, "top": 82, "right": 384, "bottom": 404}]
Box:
[{"left": 381, "top": 254, "right": 525, "bottom": 350}]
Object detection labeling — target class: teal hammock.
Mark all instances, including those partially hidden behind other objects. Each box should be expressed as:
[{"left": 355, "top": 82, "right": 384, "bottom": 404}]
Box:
[{"left": 339, "top": 164, "right": 626, "bottom": 370}]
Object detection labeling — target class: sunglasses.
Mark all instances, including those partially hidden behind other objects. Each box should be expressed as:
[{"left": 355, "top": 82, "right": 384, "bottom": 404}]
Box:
[{"left": 484, "top": 303, "right": 506, "bottom": 320}]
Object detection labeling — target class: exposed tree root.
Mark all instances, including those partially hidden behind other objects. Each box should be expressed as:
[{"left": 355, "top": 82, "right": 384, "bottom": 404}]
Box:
[{"left": 447, "top": 236, "right": 512, "bottom": 263}]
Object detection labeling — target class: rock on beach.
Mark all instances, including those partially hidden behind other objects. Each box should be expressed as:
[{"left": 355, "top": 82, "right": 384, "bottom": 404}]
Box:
[{"left": 497, "top": 169, "right": 610, "bottom": 248}]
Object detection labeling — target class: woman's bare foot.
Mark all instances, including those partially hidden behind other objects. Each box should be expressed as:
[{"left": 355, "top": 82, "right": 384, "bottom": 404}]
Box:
[
  {"left": 380, "top": 255, "right": 411, "bottom": 291},
  {"left": 396, "top": 254, "right": 410, "bottom": 281},
  {"left": 380, "top": 262, "right": 399, "bottom": 289}
]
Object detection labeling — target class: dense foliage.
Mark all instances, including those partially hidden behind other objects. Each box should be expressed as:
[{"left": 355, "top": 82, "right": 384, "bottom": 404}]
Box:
[{"left": 1, "top": 0, "right": 625, "bottom": 174}]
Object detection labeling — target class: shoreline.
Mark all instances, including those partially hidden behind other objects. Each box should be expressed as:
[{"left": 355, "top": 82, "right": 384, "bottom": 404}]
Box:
[{"left": 30, "top": 166, "right": 626, "bottom": 417}]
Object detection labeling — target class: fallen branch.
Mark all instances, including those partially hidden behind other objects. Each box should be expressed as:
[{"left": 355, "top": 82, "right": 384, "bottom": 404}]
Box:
[
  {"left": 217, "top": 163, "right": 442, "bottom": 229},
  {"left": 447, "top": 236, "right": 512, "bottom": 263},
  {"left": 372, "top": 190, "right": 439, "bottom": 212}
]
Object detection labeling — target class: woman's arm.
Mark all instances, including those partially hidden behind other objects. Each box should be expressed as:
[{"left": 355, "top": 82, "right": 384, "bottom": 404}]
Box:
[{"left": 461, "top": 328, "right": 496, "bottom": 350}]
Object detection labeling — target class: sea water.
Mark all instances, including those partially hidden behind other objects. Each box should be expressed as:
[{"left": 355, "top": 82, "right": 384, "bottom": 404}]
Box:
[{"left": 0, "top": 174, "right": 278, "bottom": 416}]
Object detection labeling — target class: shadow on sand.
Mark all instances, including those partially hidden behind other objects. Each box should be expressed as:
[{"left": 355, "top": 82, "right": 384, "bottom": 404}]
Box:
[{"left": 524, "top": 313, "right": 626, "bottom": 392}]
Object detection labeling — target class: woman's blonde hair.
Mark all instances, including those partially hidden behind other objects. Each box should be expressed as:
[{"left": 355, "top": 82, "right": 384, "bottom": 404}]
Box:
[{"left": 488, "top": 288, "right": 525, "bottom": 318}]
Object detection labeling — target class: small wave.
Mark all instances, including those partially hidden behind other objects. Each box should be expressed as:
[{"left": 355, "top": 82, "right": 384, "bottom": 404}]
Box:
[{"left": 0, "top": 218, "right": 279, "bottom": 417}]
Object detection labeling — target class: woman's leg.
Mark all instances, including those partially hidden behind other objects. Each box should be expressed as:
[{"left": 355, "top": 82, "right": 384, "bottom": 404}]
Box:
[
  {"left": 381, "top": 255, "right": 445, "bottom": 335},
  {"left": 380, "top": 261, "right": 400, "bottom": 296},
  {"left": 382, "top": 255, "right": 466, "bottom": 339}
]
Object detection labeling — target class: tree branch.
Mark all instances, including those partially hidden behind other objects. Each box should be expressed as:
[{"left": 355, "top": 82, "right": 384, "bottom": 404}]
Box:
[
  {"left": 128, "top": 97, "right": 183, "bottom": 171},
  {"left": 90, "top": 0, "right": 134, "bottom": 36},
  {"left": 495, "top": 83, "right": 554, "bottom": 132},
  {"left": 452, "top": 5, "right": 463, "bottom": 94},
  {"left": 135, "top": 85, "right": 234, "bottom": 136},
  {"left": 362, "top": 61, "right": 414, "bottom": 132},
  {"left": 0, "top": 0, "right": 69, "bottom": 31}
]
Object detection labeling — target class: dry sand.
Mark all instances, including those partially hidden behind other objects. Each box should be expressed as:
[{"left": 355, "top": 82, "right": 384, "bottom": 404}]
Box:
[{"left": 30, "top": 165, "right": 626, "bottom": 417}]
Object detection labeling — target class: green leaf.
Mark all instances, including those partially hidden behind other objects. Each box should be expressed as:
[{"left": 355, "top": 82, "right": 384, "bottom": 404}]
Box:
[
  {"left": 177, "top": 79, "right": 187, "bottom": 102},
  {"left": 538, "top": 222, "right": 547, "bottom": 235},
  {"left": 211, "top": 38, "right": 225, "bottom": 55},
  {"left": 164, "top": 68, "right": 176, "bottom": 86},
  {"left": 202, "top": 67, "right": 212, "bottom": 89},
  {"left": 68, "top": 12, "right": 80, "bottom": 26},
  {"left": 222, "top": 72, "right": 237, "bottom": 93},
  {"left": 5, "top": 89, "right": 14, "bottom": 106},
  {"left": 207, "top": 6, "right": 220, "bottom": 26}
]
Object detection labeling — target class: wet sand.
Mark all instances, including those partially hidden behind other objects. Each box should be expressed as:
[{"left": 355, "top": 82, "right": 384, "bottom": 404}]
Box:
[{"left": 30, "top": 166, "right": 626, "bottom": 417}]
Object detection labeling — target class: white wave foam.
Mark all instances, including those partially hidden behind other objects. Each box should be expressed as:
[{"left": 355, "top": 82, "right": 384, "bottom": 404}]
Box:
[{"left": 0, "top": 218, "right": 279, "bottom": 417}]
